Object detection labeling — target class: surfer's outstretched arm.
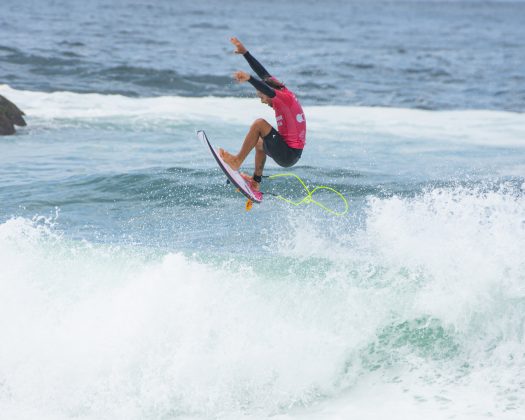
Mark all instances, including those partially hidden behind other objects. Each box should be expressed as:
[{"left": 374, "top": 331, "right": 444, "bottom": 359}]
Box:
[
  {"left": 231, "top": 37, "right": 272, "bottom": 80},
  {"left": 243, "top": 52, "right": 271, "bottom": 80},
  {"left": 233, "top": 71, "right": 275, "bottom": 98},
  {"left": 247, "top": 77, "right": 275, "bottom": 98}
]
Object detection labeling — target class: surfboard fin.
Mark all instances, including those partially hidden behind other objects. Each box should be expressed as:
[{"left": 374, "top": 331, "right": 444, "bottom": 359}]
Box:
[{"left": 245, "top": 199, "right": 253, "bottom": 211}]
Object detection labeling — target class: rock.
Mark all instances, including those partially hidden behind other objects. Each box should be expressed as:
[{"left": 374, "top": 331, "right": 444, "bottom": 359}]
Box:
[{"left": 0, "top": 94, "right": 27, "bottom": 135}]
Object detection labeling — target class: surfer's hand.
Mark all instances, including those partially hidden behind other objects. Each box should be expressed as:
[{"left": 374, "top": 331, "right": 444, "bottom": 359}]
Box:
[
  {"left": 233, "top": 71, "right": 250, "bottom": 83},
  {"left": 231, "top": 37, "right": 247, "bottom": 54}
]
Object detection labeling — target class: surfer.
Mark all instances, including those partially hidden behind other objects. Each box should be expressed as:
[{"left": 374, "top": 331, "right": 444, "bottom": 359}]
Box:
[{"left": 219, "top": 37, "right": 306, "bottom": 190}]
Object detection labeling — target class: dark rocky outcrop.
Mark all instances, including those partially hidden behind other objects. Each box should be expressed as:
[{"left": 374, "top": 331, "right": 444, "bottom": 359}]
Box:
[{"left": 0, "top": 94, "right": 27, "bottom": 135}]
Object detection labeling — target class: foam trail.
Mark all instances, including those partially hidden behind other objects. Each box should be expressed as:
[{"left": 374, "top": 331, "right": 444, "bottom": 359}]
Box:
[{"left": 2, "top": 85, "right": 525, "bottom": 147}]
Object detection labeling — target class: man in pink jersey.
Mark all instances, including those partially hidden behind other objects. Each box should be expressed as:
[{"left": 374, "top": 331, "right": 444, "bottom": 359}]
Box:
[{"left": 219, "top": 37, "right": 306, "bottom": 190}]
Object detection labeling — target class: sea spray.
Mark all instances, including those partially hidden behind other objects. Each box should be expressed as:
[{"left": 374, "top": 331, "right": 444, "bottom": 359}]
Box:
[{"left": 1, "top": 183, "right": 524, "bottom": 418}]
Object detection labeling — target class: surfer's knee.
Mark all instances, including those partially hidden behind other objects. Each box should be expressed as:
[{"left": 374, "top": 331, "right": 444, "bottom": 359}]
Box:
[
  {"left": 252, "top": 118, "right": 272, "bottom": 136},
  {"left": 252, "top": 118, "right": 267, "bottom": 128}
]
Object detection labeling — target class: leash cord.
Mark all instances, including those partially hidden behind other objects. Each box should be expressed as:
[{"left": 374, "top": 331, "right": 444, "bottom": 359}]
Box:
[{"left": 263, "top": 173, "right": 349, "bottom": 216}]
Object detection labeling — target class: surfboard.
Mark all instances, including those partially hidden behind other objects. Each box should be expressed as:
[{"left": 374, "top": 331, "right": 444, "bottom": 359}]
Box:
[{"left": 197, "top": 130, "right": 263, "bottom": 203}]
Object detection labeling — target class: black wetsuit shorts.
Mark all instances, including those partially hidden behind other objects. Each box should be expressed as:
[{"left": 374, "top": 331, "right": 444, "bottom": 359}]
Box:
[{"left": 263, "top": 128, "right": 302, "bottom": 168}]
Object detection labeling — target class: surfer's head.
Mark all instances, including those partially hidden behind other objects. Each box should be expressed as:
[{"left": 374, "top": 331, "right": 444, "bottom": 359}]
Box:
[
  {"left": 257, "top": 91, "right": 273, "bottom": 107},
  {"left": 264, "top": 76, "right": 285, "bottom": 90}
]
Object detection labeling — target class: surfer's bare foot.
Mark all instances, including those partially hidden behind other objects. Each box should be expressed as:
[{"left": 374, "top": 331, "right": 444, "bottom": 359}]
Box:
[{"left": 219, "top": 148, "right": 241, "bottom": 171}]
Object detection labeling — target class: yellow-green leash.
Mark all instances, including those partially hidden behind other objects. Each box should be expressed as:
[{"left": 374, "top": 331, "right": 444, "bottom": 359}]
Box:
[{"left": 265, "top": 173, "right": 349, "bottom": 216}]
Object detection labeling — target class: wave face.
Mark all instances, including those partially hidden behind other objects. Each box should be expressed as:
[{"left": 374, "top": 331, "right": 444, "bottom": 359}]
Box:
[
  {"left": 1, "top": 85, "right": 525, "bottom": 419},
  {"left": 1, "top": 0, "right": 524, "bottom": 110}
]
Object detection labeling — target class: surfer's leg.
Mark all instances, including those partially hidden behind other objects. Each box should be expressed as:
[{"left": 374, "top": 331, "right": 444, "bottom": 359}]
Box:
[
  {"left": 239, "top": 138, "right": 265, "bottom": 191},
  {"left": 254, "top": 137, "right": 266, "bottom": 178},
  {"left": 245, "top": 138, "right": 266, "bottom": 191},
  {"left": 220, "top": 118, "right": 272, "bottom": 171}
]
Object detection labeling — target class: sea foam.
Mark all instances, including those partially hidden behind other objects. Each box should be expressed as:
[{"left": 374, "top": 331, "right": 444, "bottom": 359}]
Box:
[
  {"left": 2, "top": 84, "right": 524, "bottom": 147},
  {"left": 1, "top": 182, "right": 524, "bottom": 419}
]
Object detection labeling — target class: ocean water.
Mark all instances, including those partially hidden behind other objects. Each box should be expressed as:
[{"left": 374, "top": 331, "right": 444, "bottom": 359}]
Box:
[{"left": 1, "top": 1, "right": 525, "bottom": 419}]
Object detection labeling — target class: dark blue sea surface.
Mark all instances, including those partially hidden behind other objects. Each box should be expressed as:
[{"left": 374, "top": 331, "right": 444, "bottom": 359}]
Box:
[{"left": 1, "top": 0, "right": 524, "bottom": 110}]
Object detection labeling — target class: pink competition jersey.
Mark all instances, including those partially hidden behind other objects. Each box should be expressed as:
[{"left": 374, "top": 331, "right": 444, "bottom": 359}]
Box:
[{"left": 272, "top": 88, "right": 306, "bottom": 149}]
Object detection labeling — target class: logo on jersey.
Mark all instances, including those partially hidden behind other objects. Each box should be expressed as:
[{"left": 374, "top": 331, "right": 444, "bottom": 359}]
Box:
[{"left": 296, "top": 113, "right": 305, "bottom": 123}]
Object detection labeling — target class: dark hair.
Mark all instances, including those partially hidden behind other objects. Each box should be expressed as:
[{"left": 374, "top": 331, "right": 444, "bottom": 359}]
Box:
[{"left": 264, "top": 77, "right": 285, "bottom": 90}]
